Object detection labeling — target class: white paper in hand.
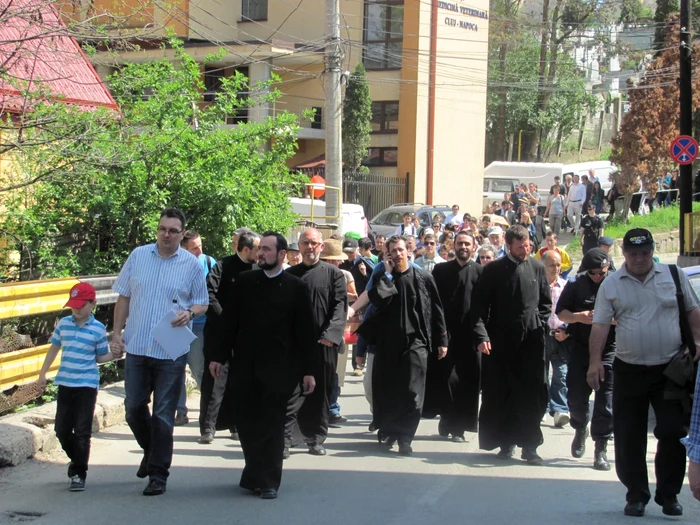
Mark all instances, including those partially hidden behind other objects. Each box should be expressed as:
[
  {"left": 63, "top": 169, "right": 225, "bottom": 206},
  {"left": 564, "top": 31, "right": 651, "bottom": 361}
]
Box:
[{"left": 150, "top": 310, "right": 196, "bottom": 360}]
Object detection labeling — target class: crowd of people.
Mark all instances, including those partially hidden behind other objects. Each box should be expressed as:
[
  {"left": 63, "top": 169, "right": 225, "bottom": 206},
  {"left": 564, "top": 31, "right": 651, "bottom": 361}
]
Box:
[{"left": 35, "top": 206, "right": 700, "bottom": 516}]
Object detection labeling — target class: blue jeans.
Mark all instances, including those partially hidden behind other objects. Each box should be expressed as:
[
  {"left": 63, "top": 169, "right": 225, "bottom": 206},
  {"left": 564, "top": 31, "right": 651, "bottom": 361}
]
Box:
[
  {"left": 329, "top": 373, "right": 341, "bottom": 416},
  {"left": 125, "top": 353, "right": 186, "bottom": 483},
  {"left": 545, "top": 334, "right": 569, "bottom": 415},
  {"left": 177, "top": 323, "right": 205, "bottom": 416}
]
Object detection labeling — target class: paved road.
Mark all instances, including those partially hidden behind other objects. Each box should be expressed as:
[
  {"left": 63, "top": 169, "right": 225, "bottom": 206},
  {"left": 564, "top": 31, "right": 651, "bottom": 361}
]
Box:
[{"left": 0, "top": 364, "right": 698, "bottom": 525}]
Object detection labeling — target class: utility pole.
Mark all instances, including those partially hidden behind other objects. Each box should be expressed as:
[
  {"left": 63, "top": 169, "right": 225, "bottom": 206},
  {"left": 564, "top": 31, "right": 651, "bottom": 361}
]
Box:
[
  {"left": 324, "top": 0, "right": 343, "bottom": 224},
  {"left": 679, "top": 0, "right": 692, "bottom": 257}
]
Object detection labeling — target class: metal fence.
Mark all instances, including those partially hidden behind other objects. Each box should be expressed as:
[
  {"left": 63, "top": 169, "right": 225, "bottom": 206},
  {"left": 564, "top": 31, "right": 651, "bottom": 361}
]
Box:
[{"left": 343, "top": 171, "right": 409, "bottom": 220}]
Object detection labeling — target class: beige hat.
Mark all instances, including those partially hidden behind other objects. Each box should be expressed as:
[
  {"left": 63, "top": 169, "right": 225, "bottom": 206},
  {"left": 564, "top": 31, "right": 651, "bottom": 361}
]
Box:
[{"left": 320, "top": 239, "right": 347, "bottom": 261}]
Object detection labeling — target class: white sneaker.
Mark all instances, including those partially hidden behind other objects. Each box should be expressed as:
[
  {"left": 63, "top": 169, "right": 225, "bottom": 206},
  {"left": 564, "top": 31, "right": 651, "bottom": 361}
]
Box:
[{"left": 553, "top": 412, "right": 570, "bottom": 428}]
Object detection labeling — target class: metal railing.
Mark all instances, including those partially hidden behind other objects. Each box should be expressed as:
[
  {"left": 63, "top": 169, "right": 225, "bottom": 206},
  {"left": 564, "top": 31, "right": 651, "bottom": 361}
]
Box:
[{"left": 0, "top": 275, "right": 117, "bottom": 390}]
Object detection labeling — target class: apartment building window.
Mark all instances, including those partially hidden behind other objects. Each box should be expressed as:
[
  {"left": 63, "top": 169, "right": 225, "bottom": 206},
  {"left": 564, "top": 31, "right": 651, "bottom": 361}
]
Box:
[
  {"left": 242, "top": 0, "right": 268, "bottom": 21},
  {"left": 371, "top": 101, "right": 399, "bottom": 133},
  {"left": 363, "top": 0, "right": 403, "bottom": 70},
  {"left": 363, "top": 147, "right": 398, "bottom": 166}
]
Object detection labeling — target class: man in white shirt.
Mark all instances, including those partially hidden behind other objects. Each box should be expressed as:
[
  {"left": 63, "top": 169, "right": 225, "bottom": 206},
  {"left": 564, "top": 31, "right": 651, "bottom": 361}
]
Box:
[
  {"left": 445, "top": 205, "right": 460, "bottom": 226},
  {"left": 565, "top": 174, "right": 587, "bottom": 232},
  {"left": 395, "top": 212, "right": 418, "bottom": 236}
]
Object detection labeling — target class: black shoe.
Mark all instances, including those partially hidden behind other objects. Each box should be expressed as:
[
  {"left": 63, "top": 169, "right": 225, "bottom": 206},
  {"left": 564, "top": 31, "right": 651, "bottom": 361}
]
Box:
[
  {"left": 593, "top": 440, "right": 611, "bottom": 471},
  {"left": 451, "top": 434, "right": 466, "bottom": 443},
  {"left": 398, "top": 442, "right": 413, "bottom": 456},
  {"left": 260, "top": 488, "right": 278, "bottom": 499},
  {"left": 173, "top": 413, "right": 189, "bottom": 426},
  {"left": 623, "top": 501, "right": 645, "bottom": 517},
  {"left": 69, "top": 476, "right": 85, "bottom": 492},
  {"left": 136, "top": 455, "right": 148, "bottom": 479},
  {"left": 308, "top": 444, "right": 326, "bottom": 456},
  {"left": 229, "top": 430, "right": 239, "bottom": 441},
  {"left": 521, "top": 447, "right": 543, "bottom": 464},
  {"left": 283, "top": 446, "right": 291, "bottom": 460},
  {"left": 198, "top": 432, "right": 214, "bottom": 445},
  {"left": 368, "top": 422, "right": 376, "bottom": 432},
  {"left": 378, "top": 432, "right": 397, "bottom": 447},
  {"left": 654, "top": 495, "right": 683, "bottom": 516},
  {"left": 438, "top": 419, "right": 449, "bottom": 437},
  {"left": 143, "top": 479, "right": 166, "bottom": 496},
  {"left": 571, "top": 427, "right": 589, "bottom": 458},
  {"left": 496, "top": 445, "right": 516, "bottom": 459},
  {"left": 328, "top": 414, "right": 348, "bottom": 428}
]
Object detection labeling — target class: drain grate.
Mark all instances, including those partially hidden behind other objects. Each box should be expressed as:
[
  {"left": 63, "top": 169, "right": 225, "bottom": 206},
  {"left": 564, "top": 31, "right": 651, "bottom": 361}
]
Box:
[{"left": 5, "top": 511, "right": 46, "bottom": 523}]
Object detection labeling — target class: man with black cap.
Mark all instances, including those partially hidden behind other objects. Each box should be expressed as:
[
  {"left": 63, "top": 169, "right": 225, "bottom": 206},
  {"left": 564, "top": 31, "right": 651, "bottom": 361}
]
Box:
[
  {"left": 556, "top": 248, "right": 614, "bottom": 471},
  {"left": 579, "top": 204, "right": 604, "bottom": 255},
  {"left": 285, "top": 242, "right": 301, "bottom": 267},
  {"left": 597, "top": 236, "right": 616, "bottom": 272},
  {"left": 589, "top": 228, "right": 700, "bottom": 517},
  {"left": 340, "top": 237, "right": 359, "bottom": 272}
]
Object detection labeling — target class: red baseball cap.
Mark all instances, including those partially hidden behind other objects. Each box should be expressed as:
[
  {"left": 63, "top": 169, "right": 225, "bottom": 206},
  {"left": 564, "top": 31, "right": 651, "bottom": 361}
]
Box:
[{"left": 65, "top": 283, "right": 97, "bottom": 308}]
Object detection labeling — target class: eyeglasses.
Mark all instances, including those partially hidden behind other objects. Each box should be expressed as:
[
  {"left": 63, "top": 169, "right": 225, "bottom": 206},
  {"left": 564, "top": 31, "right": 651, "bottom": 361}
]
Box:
[
  {"left": 587, "top": 270, "right": 607, "bottom": 276},
  {"left": 424, "top": 242, "right": 436, "bottom": 246},
  {"left": 157, "top": 227, "right": 183, "bottom": 235},
  {"left": 480, "top": 255, "right": 493, "bottom": 260},
  {"left": 300, "top": 240, "right": 321, "bottom": 248}
]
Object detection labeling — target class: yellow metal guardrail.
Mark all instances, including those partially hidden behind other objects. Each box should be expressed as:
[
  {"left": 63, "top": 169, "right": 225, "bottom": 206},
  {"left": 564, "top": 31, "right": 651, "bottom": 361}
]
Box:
[{"left": 0, "top": 275, "right": 117, "bottom": 390}]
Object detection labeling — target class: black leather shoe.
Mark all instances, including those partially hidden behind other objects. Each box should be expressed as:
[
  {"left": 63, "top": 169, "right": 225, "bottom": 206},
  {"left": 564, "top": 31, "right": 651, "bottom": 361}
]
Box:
[
  {"left": 198, "top": 432, "right": 214, "bottom": 445},
  {"left": 593, "top": 440, "right": 611, "bottom": 471},
  {"left": 654, "top": 495, "right": 683, "bottom": 516},
  {"left": 328, "top": 414, "right": 348, "bottom": 427},
  {"left": 496, "top": 445, "right": 515, "bottom": 459},
  {"left": 623, "top": 501, "right": 645, "bottom": 517},
  {"left": 521, "top": 447, "right": 543, "bottom": 464},
  {"left": 142, "top": 479, "right": 166, "bottom": 496},
  {"left": 398, "top": 442, "right": 413, "bottom": 455},
  {"left": 308, "top": 444, "right": 326, "bottom": 456},
  {"left": 368, "top": 422, "right": 376, "bottom": 432},
  {"left": 571, "top": 427, "right": 589, "bottom": 458},
  {"left": 282, "top": 446, "right": 291, "bottom": 460},
  {"left": 260, "top": 488, "right": 278, "bottom": 500},
  {"left": 229, "top": 430, "right": 239, "bottom": 441},
  {"left": 438, "top": 419, "right": 450, "bottom": 437},
  {"left": 136, "top": 455, "right": 148, "bottom": 479},
  {"left": 451, "top": 434, "right": 466, "bottom": 443}
]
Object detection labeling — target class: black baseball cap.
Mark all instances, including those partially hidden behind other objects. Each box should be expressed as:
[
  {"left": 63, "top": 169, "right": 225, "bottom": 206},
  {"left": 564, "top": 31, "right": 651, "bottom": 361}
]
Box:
[
  {"left": 342, "top": 238, "right": 358, "bottom": 252},
  {"left": 623, "top": 228, "right": 654, "bottom": 252}
]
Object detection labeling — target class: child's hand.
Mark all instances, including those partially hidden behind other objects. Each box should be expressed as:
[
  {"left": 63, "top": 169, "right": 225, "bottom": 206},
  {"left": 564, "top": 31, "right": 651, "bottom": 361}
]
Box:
[{"left": 37, "top": 374, "right": 47, "bottom": 391}]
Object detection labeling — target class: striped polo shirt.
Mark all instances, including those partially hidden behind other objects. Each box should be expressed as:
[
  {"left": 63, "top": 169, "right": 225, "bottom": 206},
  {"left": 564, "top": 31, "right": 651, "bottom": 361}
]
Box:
[
  {"left": 50, "top": 314, "right": 109, "bottom": 389},
  {"left": 113, "top": 243, "right": 209, "bottom": 360},
  {"left": 593, "top": 262, "right": 700, "bottom": 365}
]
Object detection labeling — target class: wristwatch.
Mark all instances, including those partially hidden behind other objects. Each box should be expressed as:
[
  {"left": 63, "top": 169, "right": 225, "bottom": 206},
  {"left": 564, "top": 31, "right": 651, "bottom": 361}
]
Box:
[{"left": 186, "top": 308, "right": 195, "bottom": 320}]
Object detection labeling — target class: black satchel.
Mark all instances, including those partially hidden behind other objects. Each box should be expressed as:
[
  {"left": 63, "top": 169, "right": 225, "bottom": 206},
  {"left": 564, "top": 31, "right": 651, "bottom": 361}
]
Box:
[{"left": 665, "top": 265, "right": 698, "bottom": 414}]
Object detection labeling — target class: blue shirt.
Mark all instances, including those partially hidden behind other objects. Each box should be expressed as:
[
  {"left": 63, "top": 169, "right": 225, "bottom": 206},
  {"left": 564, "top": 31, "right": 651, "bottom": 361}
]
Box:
[
  {"left": 193, "top": 254, "right": 216, "bottom": 325},
  {"left": 682, "top": 371, "right": 700, "bottom": 462},
  {"left": 50, "top": 314, "right": 109, "bottom": 389},
  {"left": 113, "top": 244, "right": 209, "bottom": 360}
]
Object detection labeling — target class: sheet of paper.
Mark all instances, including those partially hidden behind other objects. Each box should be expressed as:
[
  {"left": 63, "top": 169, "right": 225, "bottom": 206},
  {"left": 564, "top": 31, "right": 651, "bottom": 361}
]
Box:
[{"left": 149, "top": 310, "right": 196, "bottom": 360}]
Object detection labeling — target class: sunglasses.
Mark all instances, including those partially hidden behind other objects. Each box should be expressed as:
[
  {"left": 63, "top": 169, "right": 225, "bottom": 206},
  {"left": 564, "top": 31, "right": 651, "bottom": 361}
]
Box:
[
  {"left": 424, "top": 242, "right": 436, "bottom": 246},
  {"left": 587, "top": 270, "right": 607, "bottom": 277}
]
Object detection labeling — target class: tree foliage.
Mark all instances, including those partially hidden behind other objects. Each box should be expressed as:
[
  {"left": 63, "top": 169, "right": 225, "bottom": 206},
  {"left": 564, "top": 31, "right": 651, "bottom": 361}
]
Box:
[
  {"left": 610, "top": 18, "right": 700, "bottom": 195},
  {"left": 341, "top": 63, "right": 372, "bottom": 173},
  {"left": 0, "top": 40, "right": 304, "bottom": 280}
]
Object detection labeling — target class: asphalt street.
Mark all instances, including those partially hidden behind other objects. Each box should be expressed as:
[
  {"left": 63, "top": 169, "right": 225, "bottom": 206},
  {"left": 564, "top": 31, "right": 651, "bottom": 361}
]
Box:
[{"left": 0, "top": 360, "right": 698, "bottom": 525}]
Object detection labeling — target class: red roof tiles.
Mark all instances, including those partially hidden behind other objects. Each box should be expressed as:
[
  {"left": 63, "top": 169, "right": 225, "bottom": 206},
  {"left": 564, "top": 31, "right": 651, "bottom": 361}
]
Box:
[{"left": 0, "top": 0, "right": 117, "bottom": 113}]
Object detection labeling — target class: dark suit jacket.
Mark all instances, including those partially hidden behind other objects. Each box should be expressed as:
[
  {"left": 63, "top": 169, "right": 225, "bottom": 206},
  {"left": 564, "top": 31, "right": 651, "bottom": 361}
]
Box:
[{"left": 532, "top": 215, "right": 547, "bottom": 250}]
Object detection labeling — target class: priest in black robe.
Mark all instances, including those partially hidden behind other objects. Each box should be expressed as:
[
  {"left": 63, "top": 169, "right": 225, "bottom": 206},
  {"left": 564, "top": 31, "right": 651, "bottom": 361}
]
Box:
[
  {"left": 471, "top": 224, "right": 551, "bottom": 464},
  {"left": 358, "top": 235, "right": 448, "bottom": 455},
  {"left": 427, "top": 231, "right": 483, "bottom": 441},
  {"left": 285, "top": 228, "right": 347, "bottom": 456},
  {"left": 201, "top": 231, "right": 258, "bottom": 443},
  {"left": 210, "top": 232, "right": 316, "bottom": 499}
]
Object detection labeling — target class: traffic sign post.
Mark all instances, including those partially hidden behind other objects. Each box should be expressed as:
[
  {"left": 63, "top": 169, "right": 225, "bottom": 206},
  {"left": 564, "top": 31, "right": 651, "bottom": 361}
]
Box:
[{"left": 670, "top": 135, "right": 699, "bottom": 165}]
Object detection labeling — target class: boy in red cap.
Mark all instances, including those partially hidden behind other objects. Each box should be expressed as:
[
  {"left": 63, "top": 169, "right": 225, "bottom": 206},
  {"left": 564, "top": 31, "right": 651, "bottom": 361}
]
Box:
[{"left": 36, "top": 282, "right": 117, "bottom": 492}]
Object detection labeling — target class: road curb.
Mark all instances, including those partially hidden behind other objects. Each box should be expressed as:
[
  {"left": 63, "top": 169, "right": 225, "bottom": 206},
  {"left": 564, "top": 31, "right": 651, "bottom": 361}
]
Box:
[{"left": 0, "top": 381, "right": 126, "bottom": 468}]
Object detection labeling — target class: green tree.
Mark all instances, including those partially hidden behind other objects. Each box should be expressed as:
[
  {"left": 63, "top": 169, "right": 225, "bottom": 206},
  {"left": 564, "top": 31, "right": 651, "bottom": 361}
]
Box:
[
  {"left": 341, "top": 63, "right": 372, "bottom": 174},
  {"left": 0, "top": 40, "right": 304, "bottom": 280}
]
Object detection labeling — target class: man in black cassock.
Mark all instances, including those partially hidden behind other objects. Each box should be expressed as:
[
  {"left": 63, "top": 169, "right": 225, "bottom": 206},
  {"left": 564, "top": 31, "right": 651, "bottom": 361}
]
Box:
[
  {"left": 427, "top": 230, "right": 483, "bottom": 442},
  {"left": 285, "top": 228, "right": 347, "bottom": 457},
  {"left": 358, "top": 235, "right": 448, "bottom": 455},
  {"left": 210, "top": 232, "right": 316, "bottom": 499},
  {"left": 471, "top": 224, "right": 551, "bottom": 464},
  {"left": 200, "top": 231, "right": 259, "bottom": 444}
]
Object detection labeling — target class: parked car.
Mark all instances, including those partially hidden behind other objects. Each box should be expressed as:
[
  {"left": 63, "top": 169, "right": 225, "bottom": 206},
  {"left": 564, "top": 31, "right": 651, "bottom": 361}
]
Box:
[
  {"left": 369, "top": 203, "right": 452, "bottom": 237},
  {"left": 683, "top": 265, "right": 700, "bottom": 297}
]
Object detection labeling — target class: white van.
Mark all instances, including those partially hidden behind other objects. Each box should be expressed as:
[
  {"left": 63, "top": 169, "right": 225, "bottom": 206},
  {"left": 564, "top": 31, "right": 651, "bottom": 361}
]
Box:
[{"left": 289, "top": 197, "right": 368, "bottom": 239}]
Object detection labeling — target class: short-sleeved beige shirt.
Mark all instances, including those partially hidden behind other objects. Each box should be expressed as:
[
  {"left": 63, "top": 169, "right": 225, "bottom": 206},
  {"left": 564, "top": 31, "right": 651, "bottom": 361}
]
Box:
[{"left": 593, "top": 262, "right": 699, "bottom": 365}]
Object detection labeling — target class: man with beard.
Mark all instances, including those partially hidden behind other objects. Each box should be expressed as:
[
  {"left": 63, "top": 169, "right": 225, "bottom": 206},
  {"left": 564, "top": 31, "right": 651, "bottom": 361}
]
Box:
[
  {"left": 357, "top": 235, "right": 448, "bottom": 455},
  {"left": 199, "top": 231, "right": 259, "bottom": 444},
  {"left": 556, "top": 248, "right": 614, "bottom": 471},
  {"left": 210, "top": 232, "right": 316, "bottom": 499},
  {"left": 428, "top": 231, "right": 483, "bottom": 442},
  {"left": 285, "top": 228, "right": 347, "bottom": 457},
  {"left": 471, "top": 225, "right": 551, "bottom": 463}
]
